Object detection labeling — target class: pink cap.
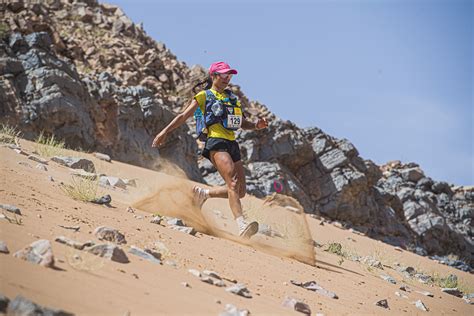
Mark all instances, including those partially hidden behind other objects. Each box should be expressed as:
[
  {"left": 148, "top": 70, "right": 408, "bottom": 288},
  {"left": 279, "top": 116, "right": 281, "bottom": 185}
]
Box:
[{"left": 208, "top": 61, "right": 238, "bottom": 75}]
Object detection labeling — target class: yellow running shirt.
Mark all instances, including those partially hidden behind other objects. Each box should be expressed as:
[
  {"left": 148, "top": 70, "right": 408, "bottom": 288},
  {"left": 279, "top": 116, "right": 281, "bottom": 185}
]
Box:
[{"left": 194, "top": 89, "right": 242, "bottom": 141}]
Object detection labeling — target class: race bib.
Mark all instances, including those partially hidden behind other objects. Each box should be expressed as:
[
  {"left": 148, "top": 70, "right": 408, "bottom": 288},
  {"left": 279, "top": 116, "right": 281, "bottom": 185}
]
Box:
[{"left": 226, "top": 115, "right": 242, "bottom": 129}]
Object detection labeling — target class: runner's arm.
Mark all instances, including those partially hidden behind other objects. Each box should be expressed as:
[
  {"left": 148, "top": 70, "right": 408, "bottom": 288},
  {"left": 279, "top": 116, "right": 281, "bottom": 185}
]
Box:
[{"left": 152, "top": 99, "right": 199, "bottom": 147}]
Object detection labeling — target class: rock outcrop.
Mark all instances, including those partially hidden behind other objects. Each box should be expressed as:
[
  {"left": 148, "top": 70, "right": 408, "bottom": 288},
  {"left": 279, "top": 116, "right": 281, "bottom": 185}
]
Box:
[{"left": 1, "top": 0, "right": 471, "bottom": 267}]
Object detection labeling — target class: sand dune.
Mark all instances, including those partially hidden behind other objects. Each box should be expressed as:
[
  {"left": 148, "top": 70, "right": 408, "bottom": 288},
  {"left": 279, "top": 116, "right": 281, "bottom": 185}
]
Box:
[{"left": 0, "top": 139, "right": 473, "bottom": 315}]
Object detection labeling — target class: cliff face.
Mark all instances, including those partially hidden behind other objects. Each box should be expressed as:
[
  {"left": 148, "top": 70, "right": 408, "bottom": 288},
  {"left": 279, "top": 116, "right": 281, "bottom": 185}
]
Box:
[{"left": 1, "top": 0, "right": 472, "bottom": 267}]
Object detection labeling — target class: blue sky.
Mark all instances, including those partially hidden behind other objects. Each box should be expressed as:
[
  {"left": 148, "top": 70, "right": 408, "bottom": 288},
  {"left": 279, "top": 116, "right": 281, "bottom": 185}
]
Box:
[{"left": 106, "top": 0, "right": 473, "bottom": 185}]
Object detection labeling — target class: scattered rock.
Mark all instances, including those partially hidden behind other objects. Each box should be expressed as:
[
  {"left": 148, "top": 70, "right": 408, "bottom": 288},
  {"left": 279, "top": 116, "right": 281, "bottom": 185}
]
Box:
[
  {"left": 380, "top": 274, "right": 397, "bottom": 284},
  {"left": 188, "top": 269, "right": 201, "bottom": 277},
  {"left": 51, "top": 156, "right": 96, "bottom": 173},
  {"left": 441, "top": 288, "right": 463, "bottom": 297},
  {"left": 375, "top": 299, "right": 389, "bottom": 309},
  {"left": 28, "top": 154, "right": 48, "bottom": 165},
  {"left": 462, "top": 293, "right": 474, "bottom": 304},
  {"left": 150, "top": 216, "right": 162, "bottom": 224},
  {"left": 0, "top": 204, "right": 21, "bottom": 215},
  {"left": 13, "top": 239, "right": 55, "bottom": 268},
  {"left": 165, "top": 260, "right": 177, "bottom": 268},
  {"left": 282, "top": 297, "right": 311, "bottom": 315},
  {"left": 94, "top": 152, "right": 111, "bottom": 162},
  {"left": 291, "top": 280, "right": 338, "bottom": 299},
  {"left": 70, "top": 169, "right": 98, "bottom": 179},
  {"left": 128, "top": 246, "right": 161, "bottom": 264},
  {"left": 58, "top": 225, "right": 80, "bottom": 232},
  {"left": 226, "top": 284, "right": 252, "bottom": 298},
  {"left": 55, "top": 236, "right": 94, "bottom": 250},
  {"left": 0, "top": 241, "right": 10, "bottom": 254},
  {"left": 94, "top": 226, "right": 127, "bottom": 244},
  {"left": 169, "top": 225, "right": 195, "bottom": 235},
  {"left": 91, "top": 194, "right": 112, "bottom": 205},
  {"left": 87, "top": 244, "right": 129, "bottom": 263},
  {"left": 99, "top": 176, "right": 127, "bottom": 189},
  {"left": 219, "top": 303, "right": 249, "bottom": 316},
  {"left": 18, "top": 161, "right": 32, "bottom": 168},
  {"left": 0, "top": 293, "right": 9, "bottom": 313},
  {"left": 416, "top": 291, "right": 433, "bottom": 297},
  {"left": 166, "top": 217, "right": 184, "bottom": 226},
  {"left": 7, "top": 295, "right": 73, "bottom": 316},
  {"left": 395, "top": 291, "right": 408, "bottom": 299},
  {"left": 48, "top": 176, "right": 55, "bottom": 182},
  {"left": 181, "top": 282, "right": 189, "bottom": 288},
  {"left": 35, "top": 164, "right": 48, "bottom": 171},
  {"left": 414, "top": 299, "right": 428, "bottom": 311},
  {"left": 414, "top": 273, "right": 432, "bottom": 284}
]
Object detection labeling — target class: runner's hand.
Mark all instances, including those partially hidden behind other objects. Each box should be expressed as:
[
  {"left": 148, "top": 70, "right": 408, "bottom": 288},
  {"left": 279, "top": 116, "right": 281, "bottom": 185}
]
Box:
[
  {"left": 152, "top": 131, "right": 167, "bottom": 148},
  {"left": 256, "top": 118, "right": 268, "bottom": 130}
]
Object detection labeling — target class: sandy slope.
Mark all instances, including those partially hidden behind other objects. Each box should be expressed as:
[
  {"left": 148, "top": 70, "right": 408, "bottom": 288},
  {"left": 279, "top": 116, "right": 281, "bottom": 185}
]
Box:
[{"left": 0, "top": 139, "right": 473, "bottom": 315}]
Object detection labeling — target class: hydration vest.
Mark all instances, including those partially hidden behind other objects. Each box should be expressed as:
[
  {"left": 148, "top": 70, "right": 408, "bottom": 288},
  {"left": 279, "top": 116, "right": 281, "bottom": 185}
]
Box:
[{"left": 194, "top": 89, "right": 243, "bottom": 141}]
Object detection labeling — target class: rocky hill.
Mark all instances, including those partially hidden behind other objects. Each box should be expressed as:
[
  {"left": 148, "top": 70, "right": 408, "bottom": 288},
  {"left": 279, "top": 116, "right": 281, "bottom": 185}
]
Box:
[{"left": 0, "top": 0, "right": 472, "bottom": 269}]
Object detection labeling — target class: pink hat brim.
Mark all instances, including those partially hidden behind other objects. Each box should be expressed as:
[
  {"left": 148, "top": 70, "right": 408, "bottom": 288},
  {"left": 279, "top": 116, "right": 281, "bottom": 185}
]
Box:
[{"left": 214, "top": 69, "right": 238, "bottom": 75}]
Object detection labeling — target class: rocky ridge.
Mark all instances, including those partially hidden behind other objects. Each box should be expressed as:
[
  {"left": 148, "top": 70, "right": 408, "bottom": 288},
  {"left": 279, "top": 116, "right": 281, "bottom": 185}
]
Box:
[{"left": 0, "top": 0, "right": 472, "bottom": 267}]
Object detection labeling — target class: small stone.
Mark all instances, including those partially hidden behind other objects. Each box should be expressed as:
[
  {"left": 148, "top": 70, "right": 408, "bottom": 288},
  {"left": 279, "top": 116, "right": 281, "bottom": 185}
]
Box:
[
  {"left": 202, "top": 270, "right": 222, "bottom": 279},
  {"left": 94, "top": 226, "right": 127, "bottom": 244},
  {"left": 129, "top": 246, "right": 161, "bottom": 264},
  {"left": 462, "top": 293, "right": 474, "bottom": 304},
  {"left": 86, "top": 244, "right": 129, "bottom": 263},
  {"left": 70, "top": 169, "right": 98, "bottom": 179},
  {"left": 441, "top": 288, "right": 463, "bottom": 297},
  {"left": 7, "top": 295, "right": 73, "bottom": 316},
  {"left": 416, "top": 291, "right": 433, "bottom": 297},
  {"left": 181, "top": 282, "right": 189, "bottom": 288},
  {"left": 51, "top": 156, "right": 95, "bottom": 173},
  {"left": 134, "top": 215, "right": 143, "bottom": 220},
  {"left": 0, "top": 293, "right": 10, "bottom": 312},
  {"left": 394, "top": 247, "right": 403, "bottom": 252},
  {"left": 219, "top": 303, "right": 249, "bottom": 316},
  {"left": 28, "top": 154, "right": 48, "bottom": 164},
  {"left": 91, "top": 194, "right": 112, "bottom": 205},
  {"left": 58, "top": 225, "right": 80, "bottom": 232},
  {"left": 99, "top": 176, "right": 127, "bottom": 189},
  {"left": 13, "top": 148, "right": 28, "bottom": 155},
  {"left": 0, "top": 204, "right": 21, "bottom": 215},
  {"left": 0, "top": 241, "right": 10, "bottom": 254},
  {"left": 169, "top": 225, "right": 195, "bottom": 235},
  {"left": 13, "top": 239, "right": 55, "bottom": 268},
  {"left": 188, "top": 269, "right": 201, "bottom": 277},
  {"left": 18, "top": 161, "right": 32, "bottom": 168},
  {"left": 48, "top": 176, "right": 54, "bottom": 182},
  {"left": 93, "top": 152, "right": 111, "bottom": 162},
  {"left": 150, "top": 216, "right": 162, "bottom": 224},
  {"left": 282, "top": 296, "right": 311, "bottom": 315},
  {"left": 166, "top": 217, "right": 184, "bottom": 226},
  {"left": 380, "top": 274, "right": 397, "bottom": 284},
  {"left": 375, "top": 299, "right": 389, "bottom": 309},
  {"left": 414, "top": 299, "right": 428, "bottom": 311},
  {"left": 55, "top": 236, "right": 94, "bottom": 250},
  {"left": 226, "top": 284, "right": 252, "bottom": 298},
  {"left": 291, "top": 280, "right": 338, "bottom": 299},
  {"left": 395, "top": 291, "right": 408, "bottom": 299},
  {"left": 35, "top": 164, "right": 48, "bottom": 171}
]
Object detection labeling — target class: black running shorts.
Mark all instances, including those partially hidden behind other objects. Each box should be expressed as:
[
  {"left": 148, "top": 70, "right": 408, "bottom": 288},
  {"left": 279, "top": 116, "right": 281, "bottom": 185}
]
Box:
[{"left": 202, "top": 137, "right": 241, "bottom": 162}]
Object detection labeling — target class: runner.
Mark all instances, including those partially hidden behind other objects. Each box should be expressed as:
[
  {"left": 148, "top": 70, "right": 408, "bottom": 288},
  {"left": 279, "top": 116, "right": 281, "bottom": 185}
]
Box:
[{"left": 152, "top": 61, "right": 268, "bottom": 238}]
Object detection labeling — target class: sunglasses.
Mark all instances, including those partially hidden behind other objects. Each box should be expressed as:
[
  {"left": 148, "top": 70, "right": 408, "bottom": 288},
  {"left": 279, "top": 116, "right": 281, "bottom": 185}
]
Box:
[{"left": 214, "top": 72, "right": 233, "bottom": 79}]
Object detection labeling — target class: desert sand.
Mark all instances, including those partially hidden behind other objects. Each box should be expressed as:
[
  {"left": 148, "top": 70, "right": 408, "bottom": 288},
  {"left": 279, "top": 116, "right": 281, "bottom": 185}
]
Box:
[{"left": 1, "top": 139, "right": 473, "bottom": 315}]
